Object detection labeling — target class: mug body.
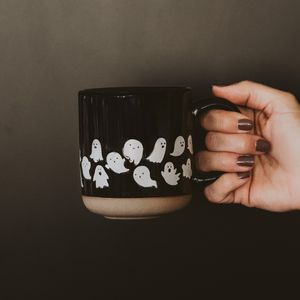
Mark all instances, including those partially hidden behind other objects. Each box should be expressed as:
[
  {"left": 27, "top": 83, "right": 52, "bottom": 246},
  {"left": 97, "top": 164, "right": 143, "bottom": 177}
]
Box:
[{"left": 78, "top": 87, "right": 193, "bottom": 219}]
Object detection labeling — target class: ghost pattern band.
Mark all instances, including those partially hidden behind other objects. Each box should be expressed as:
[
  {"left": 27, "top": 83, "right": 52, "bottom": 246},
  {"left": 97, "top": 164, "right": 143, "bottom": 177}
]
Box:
[{"left": 80, "top": 134, "right": 194, "bottom": 193}]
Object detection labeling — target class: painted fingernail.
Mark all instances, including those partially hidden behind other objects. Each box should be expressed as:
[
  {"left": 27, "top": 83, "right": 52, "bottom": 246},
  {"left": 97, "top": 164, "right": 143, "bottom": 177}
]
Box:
[
  {"left": 237, "top": 171, "right": 250, "bottom": 179},
  {"left": 237, "top": 155, "right": 254, "bottom": 167},
  {"left": 238, "top": 119, "right": 253, "bottom": 131},
  {"left": 256, "top": 139, "right": 271, "bottom": 152}
]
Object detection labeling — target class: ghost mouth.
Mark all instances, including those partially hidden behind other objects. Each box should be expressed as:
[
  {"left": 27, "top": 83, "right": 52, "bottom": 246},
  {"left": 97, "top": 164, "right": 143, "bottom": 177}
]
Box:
[{"left": 168, "top": 169, "right": 171, "bottom": 173}]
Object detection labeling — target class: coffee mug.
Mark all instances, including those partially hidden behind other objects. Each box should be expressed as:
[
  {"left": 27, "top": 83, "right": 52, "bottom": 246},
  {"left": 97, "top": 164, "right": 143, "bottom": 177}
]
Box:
[{"left": 78, "top": 87, "right": 240, "bottom": 219}]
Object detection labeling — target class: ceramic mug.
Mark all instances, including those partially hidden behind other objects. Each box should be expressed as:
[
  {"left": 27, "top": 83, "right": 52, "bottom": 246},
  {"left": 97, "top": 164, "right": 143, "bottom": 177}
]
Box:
[{"left": 78, "top": 87, "right": 240, "bottom": 219}]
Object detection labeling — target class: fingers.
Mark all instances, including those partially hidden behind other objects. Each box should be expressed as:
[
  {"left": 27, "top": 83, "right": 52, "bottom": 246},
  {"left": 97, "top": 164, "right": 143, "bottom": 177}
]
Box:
[
  {"left": 200, "top": 109, "right": 253, "bottom": 134},
  {"left": 204, "top": 172, "right": 250, "bottom": 204},
  {"left": 212, "top": 81, "right": 299, "bottom": 117},
  {"left": 205, "top": 131, "right": 270, "bottom": 155},
  {"left": 195, "top": 151, "right": 255, "bottom": 172}
]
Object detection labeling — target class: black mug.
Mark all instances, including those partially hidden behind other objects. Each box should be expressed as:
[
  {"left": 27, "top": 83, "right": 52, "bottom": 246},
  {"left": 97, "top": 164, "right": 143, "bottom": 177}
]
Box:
[{"left": 78, "top": 87, "right": 240, "bottom": 219}]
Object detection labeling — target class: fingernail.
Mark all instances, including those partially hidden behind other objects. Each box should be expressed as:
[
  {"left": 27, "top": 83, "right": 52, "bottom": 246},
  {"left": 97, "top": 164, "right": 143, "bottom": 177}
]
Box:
[
  {"left": 237, "top": 171, "right": 250, "bottom": 179},
  {"left": 256, "top": 139, "right": 271, "bottom": 152},
  {"left": 238, "top": 119, "right": 253, "bottom": 131},
  {"left": 237, "top": 155, "right": 255, "bottom": 167}
]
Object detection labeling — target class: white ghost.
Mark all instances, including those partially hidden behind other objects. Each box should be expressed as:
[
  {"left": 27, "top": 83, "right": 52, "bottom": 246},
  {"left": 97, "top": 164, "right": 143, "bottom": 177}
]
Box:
[
  {"left": 161, "top": 162, "right": 181, "bottom": 186},
  {"left": 81, "top": 156, "right": 91, "bottom": 180},
  {"left": 90, "top": 139, "right": 103, "bottom": 162},
  {"left": 146, "top": 137, "right": 167, "bottom": 163},
  {"left": 170, "top": 136, "right": 185, "bottom": 157},
  {"left": 93, "top": 165, "right": 109, "bottom": 188},
  {"left": 133, "top": 166, "right": 157, "bottom": 188},
  {"left": 123, "top": 139, "right": 143, "bottom": 166},
  {"left": 187, "top": 135, "right": 193, "bottom": 154},
  {"left": 105, "top": 152, "right": 129, "bottom": 174},
  {"left": 182, "top": 158, "right": 192, "bottom": 179}
]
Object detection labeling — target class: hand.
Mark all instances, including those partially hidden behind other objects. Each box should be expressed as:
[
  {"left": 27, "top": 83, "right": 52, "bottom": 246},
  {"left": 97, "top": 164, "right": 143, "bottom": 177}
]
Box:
[{"left": 195, "top": 81, "right": 300, "bottom": 212}]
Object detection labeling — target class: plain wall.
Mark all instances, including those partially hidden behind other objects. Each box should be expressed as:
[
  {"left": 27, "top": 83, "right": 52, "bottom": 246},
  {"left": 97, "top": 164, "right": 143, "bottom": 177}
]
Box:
[{"left": 1, "top": 1, "right": 300, "bottom": 298}]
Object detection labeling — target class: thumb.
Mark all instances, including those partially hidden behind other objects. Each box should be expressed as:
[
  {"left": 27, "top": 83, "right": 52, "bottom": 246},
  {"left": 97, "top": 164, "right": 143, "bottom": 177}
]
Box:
[{"left": 212, "top": 81, "right": 298, "bottom": 117}]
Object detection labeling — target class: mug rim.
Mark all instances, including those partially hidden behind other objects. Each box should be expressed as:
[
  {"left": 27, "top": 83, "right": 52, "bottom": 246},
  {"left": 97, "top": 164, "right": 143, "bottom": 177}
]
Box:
[{"left": 79, "top": 86, "right": 191, "bottom": 96}]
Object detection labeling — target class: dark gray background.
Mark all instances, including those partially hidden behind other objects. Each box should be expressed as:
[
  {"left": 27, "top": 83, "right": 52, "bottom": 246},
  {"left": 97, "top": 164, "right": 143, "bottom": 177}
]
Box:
[{"left": 1, "top": 1, "right": 300, "bottom": 299}]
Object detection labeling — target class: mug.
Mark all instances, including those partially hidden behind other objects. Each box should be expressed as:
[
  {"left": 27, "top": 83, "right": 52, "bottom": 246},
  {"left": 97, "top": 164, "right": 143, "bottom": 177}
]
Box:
[{"left": 78, "top": 87, "right": 240, "bottom": 219}]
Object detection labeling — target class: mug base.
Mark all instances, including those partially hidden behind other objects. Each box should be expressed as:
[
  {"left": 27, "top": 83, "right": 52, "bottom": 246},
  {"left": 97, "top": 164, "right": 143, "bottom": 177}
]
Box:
[{"left": 82, "top": 194, "right": 192, "bottom": 219}]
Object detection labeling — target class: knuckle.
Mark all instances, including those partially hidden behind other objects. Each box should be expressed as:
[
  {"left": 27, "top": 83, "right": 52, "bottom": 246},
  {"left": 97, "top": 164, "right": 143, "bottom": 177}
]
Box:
[
  {"left": 205, "top": 131, "right": 218, "bottom": 150},
  {"left": 215, "top": 110, "right": 227, "bottom": 131},
  {"left": 218, "top": 156, "right": 227, "bottom": 171},
  {"left": 219, "top": 175, "right": 232, "bottom": 191},
  {"left": 195, "top": 152, "right": 207, "bottom": 171},
  {"left": 204, "top": 186, "right": 215, "bottom": 202},
  {"left": 235, "top": 137, "right": 247, "bottom": 152},
  {"left": 200, "top": 110, "right": 213, "bottom": 129},
  {"left": 285, "top": 92, "right": 297, "bottom": 103}
]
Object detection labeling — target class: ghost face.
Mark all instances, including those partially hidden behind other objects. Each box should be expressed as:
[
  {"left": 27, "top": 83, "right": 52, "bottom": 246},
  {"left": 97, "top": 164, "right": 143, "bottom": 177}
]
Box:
[
  {"left": 90, "top": 139, "right": 103, "bottom": 162},
  {"left": 123, "top": 139, "right": 143, "bottom": 166},
  {"left": 81, "top": 156, "right": 91, "bottom": 180},
  {"left": 146, "top": 137, "right": 167, "bottom": 163},
  {"left": 93, "top": 165, "right": 109, "bottom": 188},
  {"left": 161, "top": 162, "right": 181, "bottom": 186},
  {"left": 105, "top": 152, "right": 129, "bottom": 174},
  {"left": 187, "top": 135, "right": 193, "bottom": 154},
  {"left": 133, "top": 166, "right": 157, "bottom": 188},
  {"left": 170, "top": 136, "right": 185, "bottom": 157}
]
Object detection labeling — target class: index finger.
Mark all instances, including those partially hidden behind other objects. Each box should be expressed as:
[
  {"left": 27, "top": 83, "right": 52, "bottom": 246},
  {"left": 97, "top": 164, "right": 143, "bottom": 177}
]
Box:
[
  {"left": 200, "top": 109, "right": 254, "bottom": 134},
  {"left": 212, "top": 81, "right": 298, "bottom": 117}
]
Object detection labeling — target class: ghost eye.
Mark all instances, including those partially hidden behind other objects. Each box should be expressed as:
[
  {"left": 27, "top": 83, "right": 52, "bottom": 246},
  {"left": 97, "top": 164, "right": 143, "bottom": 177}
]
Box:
[{"left": 142, "top": 173, "right": 144, "bottom": 175}]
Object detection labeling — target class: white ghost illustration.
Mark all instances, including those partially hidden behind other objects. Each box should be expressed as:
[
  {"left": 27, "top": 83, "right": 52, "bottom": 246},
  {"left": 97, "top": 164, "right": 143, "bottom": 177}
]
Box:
[
  {"left": 187, "top": 135, "right": 193, "bottom": 154},
  {"left": 90, "top": 139, "right": 103, "bottom": 162},
  {"left": 93, "top": 165, "right": 109, "bottom": 188},
  {"left": 161, "top": 162, "right": 181, "bottom": 186},
  {"left": 105, "top": 152, "right": 129, "bottom": 174},
  {"left": 170, "top": 136, "right": 185, "bottom": 157},
  {"left": 81, "top": 156, "right": 91, "bottom": 180},
  {"left": 146, "top": 137, "right": 167, "bottom": 163},
  {"left": 123, "top": 139, "right": 143, "bottom": 166},
  {"left": 133, "top": 166, "right": 157, "bottom": 188},
  {"left": 182, "top": 158, "right": 192, "bottom": 179}
]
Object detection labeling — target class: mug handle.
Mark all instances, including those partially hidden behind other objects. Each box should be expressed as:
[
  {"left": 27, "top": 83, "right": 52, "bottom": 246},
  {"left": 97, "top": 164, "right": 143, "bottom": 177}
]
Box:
[{"left": 191, "top": 97, "right": 241, "bottom": 184}]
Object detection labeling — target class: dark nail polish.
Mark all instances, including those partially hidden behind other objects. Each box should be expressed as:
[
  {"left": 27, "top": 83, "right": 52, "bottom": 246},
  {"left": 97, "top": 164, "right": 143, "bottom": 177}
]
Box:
[
  {"left": 238, "top": 119, "right": 253, "bottom": 131},
  {"left": 256, "top": 139, "right": 271, "bottom": 152},
  {"left": 237, "top": 171, "right": 250, "bottom": 179},
  {"left": 237, "top": 155, "right": 254, "bottom": 167}
]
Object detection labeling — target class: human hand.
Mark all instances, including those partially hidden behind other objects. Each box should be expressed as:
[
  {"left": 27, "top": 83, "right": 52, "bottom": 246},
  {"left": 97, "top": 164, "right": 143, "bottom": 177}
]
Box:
[{"left": 195, "top": 81, "right": 300, "bottom": 212}]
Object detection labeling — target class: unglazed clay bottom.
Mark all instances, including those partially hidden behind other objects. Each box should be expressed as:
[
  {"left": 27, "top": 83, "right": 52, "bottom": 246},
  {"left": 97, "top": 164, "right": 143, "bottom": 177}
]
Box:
[{"left": 82, "top": 194, "right": 192, "bottom": 219}]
